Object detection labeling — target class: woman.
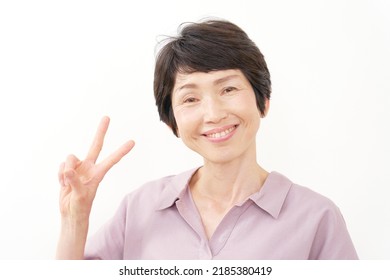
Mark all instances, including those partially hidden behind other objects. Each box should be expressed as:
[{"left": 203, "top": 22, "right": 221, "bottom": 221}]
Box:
[{"left": 56, "top": 19, "right": 358, "bottom": 259}]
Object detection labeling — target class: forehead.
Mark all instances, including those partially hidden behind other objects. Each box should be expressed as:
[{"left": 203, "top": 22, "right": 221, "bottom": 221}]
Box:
[{"left": 173, "top": 69, "right": 248, "bottom": 90}]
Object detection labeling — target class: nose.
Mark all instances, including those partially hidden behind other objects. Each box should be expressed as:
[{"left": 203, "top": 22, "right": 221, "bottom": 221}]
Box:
[{"left": 202, "top": 96, "right": 228, "bottom": 123}]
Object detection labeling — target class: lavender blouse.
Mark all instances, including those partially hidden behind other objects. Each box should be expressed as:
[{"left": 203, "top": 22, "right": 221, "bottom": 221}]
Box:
[{"left": 85, "top": 168, "right": 358, "bottom": 259}]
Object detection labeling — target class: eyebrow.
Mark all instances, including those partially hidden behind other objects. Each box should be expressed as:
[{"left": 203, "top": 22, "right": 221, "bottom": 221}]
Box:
[
  {"left": 213, "top": 74, "right": 240, "bottom": 86},
  {"left": 174, "top": 74, "right": 240, "bottom": 94}
]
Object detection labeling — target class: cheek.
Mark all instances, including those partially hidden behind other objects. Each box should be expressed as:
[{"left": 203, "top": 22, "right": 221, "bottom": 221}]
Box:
[
  {"left": 232, "top": 97, "right": 261, "bottom": 132},
  {"left": 234, "top": 95, "right": 260, "bottom": 116},
  {"left": 173, "top": 108, "right": 200, "bottom": 135}
]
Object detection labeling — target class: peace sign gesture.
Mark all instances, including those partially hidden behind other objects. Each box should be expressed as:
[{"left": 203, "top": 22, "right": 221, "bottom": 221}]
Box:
[{"left": 58, "top": 116, "right": 135, "bottom": 220}]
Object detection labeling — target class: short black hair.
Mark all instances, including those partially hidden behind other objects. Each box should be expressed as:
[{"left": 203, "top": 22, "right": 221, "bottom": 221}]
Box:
[{"left": 154, "top": 19, "right": 271, "bottom": 136}]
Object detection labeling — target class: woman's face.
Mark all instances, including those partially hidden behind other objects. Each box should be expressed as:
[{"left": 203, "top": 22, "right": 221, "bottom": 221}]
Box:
[{"left": 172, "top": 69, "right": 266, "bottom": 164}]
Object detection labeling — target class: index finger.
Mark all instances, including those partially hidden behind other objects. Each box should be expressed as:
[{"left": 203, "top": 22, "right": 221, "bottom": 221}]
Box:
[{"left": 86, "top": 116, "right": 110, "bottom": 162}]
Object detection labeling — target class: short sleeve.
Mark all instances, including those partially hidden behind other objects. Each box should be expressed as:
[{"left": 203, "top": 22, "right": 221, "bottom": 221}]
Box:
[
  {"left": 309, "top": 204, "right": 358, "bottom": 259},
  {"left": 84, "top": 196, "right": 128, "bottom": 260}
]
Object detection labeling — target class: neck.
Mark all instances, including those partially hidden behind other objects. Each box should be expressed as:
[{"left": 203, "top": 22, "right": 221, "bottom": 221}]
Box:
[{"left": 190, "top": 150, "right": 268, "bottom": 205}]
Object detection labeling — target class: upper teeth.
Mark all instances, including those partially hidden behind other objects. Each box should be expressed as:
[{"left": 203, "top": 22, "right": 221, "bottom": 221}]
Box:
[{"left": 207, "top": 126, "right": 235, "bottom": 138}]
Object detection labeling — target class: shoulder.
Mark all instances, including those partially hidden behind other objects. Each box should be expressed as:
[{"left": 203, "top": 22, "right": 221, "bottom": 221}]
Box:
[
  {"left": 269, "top": 171, "right": 341, "bottom": 217},
  {"left": 269, "top": 172, "right": 358, "bottom": 259},
  {"left": 267, "top": 172, "right": 348, "bottom": 236}
]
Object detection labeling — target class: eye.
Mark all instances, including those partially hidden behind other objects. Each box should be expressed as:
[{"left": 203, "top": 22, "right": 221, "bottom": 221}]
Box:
[
  {"left": 183, "top": 97, "right": 198, "bottom": 103},
  {"left": 222, "top": 86, "right": 237, "bottom": 94}
]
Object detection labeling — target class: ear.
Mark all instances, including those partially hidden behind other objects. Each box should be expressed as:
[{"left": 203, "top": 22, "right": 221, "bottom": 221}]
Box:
[{"left": 260, "top": 99, "right": 270, "bottom": 118}]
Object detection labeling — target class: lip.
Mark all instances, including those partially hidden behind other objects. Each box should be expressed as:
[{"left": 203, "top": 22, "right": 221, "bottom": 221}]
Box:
[{"left": 202, "top": 124, "right": 238, "bottom": 143}]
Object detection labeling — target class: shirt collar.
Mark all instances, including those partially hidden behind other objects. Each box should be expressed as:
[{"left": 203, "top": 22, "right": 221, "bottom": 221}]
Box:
[
  {"left": 249, "top": 171, "right": 293, "bottom": 219},
  {"left": 155, "top": 167, "right": 200, "bottom": 211},
  {"left": 155, "top": 168, "right": 293, "bottom": 220}
]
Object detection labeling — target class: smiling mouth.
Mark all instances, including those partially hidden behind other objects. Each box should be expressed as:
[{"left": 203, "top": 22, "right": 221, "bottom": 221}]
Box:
[{"left": 203, "top": 125, "right": 238, "bottom": 139}]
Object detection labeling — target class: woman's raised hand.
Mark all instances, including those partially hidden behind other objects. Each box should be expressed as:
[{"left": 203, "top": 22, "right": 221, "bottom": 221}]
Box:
[{"left": 58, "top": 116, "right": 135, "bottom": 220}]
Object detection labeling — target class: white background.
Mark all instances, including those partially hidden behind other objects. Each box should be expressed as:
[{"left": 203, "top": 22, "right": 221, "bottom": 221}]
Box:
[{"left": 0, "top": 0, "right": 389, "bottom": 259}]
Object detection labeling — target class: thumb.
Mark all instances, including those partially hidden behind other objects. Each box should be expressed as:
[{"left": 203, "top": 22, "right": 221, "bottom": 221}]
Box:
[{"left": 64, "top": 169, "right": 82, "bottom": 191}]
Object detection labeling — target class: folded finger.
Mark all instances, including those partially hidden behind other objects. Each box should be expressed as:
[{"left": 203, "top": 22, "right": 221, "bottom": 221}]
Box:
[
  {"left": 58, "top": 162, "right": 65, "bottom": 187},
  {"left": 64, "top": 154, "right": 80, "bottom": 172},
  {"left": 63, "top": 168, "right": 83, "bottom": 192}
]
